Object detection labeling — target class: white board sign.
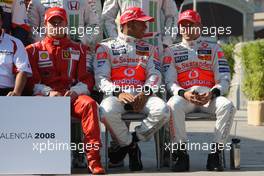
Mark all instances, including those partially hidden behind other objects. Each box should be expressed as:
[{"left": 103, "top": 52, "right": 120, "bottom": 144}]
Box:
[{"left": 0, "top": 97, "right": 71, "bottom": 174}]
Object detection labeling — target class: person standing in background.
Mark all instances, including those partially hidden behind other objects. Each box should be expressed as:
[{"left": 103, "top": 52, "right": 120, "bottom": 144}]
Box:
[
  {"left": 0, "top": 6, "right": 32, "bottom": 96},
  {"left": 26, "top": 0, "right": 103, "bottom": 75},
  {"left": 175, "top": 0, "right": 185, "bottom": 10},
  {"left": 102, "top": 0, "right": 178, "bottom": 56},
  {"left": 27, "top": 0, "right": 102, "bottom": 51},
  {"left": 0, "top": 0, "right": 31, "bottom": 45}
]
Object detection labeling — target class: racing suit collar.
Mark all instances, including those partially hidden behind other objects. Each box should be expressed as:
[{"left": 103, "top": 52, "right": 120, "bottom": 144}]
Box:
[
  {"left": 182, "top": 36, "right": 202, "bottom": 49},
  {"left": 118, "top": 32, "right": 140, "bottom": 43},
  {"left": 43, "top": 35, "right": 71, "bottom": 47}
]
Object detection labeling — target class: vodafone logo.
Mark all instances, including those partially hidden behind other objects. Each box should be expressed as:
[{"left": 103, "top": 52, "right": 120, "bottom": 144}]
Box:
[
  {"left": 189, "top": 70, "right": 199, "bottom": 79},
  {"left": 124, "top": 68, "right": 136, "bottom": 77}
]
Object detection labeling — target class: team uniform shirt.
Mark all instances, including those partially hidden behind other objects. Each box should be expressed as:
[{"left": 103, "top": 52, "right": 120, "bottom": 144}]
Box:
[
  {"left": 0, "top": 32, "right": 32, "bottom": 88},
  {"left": 95, "top": 33, "right": 162, "bottom": 95},
  {"left": 102, "top": 0, "right": 177, "bottom": 54},
  {"left": 27, "top": 0, "right": 101, "bottom": 47},
  {"left": 163, "top": 37, "right": 231, "bottom": 96}
]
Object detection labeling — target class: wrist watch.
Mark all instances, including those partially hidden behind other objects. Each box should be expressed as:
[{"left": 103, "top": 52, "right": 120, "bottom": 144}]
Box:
[
  {"left": 178, "top": 89, "right": 186, "bottom": 98},
  {"left": 211, "top": 88, "right": 221, "bottom": 99},
  {"left": 112, "top": 88, "right": 122, "bottom": 97}
]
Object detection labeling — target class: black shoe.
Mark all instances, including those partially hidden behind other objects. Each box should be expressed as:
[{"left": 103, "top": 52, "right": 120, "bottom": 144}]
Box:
[
  {"left": 109, "top": 160, "right": 124, "bottom": 168},
  {"left": 206, "top": 151, "right": 224, "bottom": 171},
  {"left": 108, "top": 144, "right": 128, "bottom": 168},
  {"left": 171, "top": 150, "right": 189, "bottom": 172},
  {"left": 163, "top": 148, "right": 170, "bottom": 167},
  {"left": 128, "top": 143, "right": 143, "bottom": 171}
]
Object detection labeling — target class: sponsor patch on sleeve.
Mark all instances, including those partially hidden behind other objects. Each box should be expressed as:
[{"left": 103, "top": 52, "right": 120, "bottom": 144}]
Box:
[
  {"left": 97, "top": 60, "right": 106, "bottom": 68},
  {"left": 163, "top": 65, "right": 170, "bottom": 72},
  {"left": 218, "top": 60, "right": 229, "bottom": 66},
  {"left": 97, "top": 52, "right": 108, "bottom": 60},
  {"left": 217, "top": 51, "right": 225, "bottom": 59},
  {"left": 219, "top": 67, "right": 230, "bottom": 73},
  {"left": 153, "top": 60, "right": 161, "bottom": 71},
  {"left": 163, "top": 56, "right": 172, "bottom": 64}
]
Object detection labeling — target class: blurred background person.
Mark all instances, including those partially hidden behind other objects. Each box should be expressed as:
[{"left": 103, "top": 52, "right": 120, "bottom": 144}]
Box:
[
  {"left": 0, "top": 0, "right": 31, "bottom": 45},
  {"left": 102, "top": 0, "right": 178, "bottom": 56},
  {"left": 27, "top": 0, "right": 102, "bottom": 51},
  {"left": 0, "top": 6, "right": 32, "bottom": 96}
]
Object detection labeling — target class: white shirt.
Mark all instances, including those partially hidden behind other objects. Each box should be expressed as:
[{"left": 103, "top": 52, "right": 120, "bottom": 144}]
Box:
[{"left": 0, "top": 32, "right": 32, "bottom": 88}]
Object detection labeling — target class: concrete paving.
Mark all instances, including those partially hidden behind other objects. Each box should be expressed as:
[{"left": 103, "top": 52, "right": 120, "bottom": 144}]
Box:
[
  {"left": 70, "top": 110, "right": 264, "bottom": 176},
  {"left": 5, "top": 110, "right": 264, "bottom": 176}
]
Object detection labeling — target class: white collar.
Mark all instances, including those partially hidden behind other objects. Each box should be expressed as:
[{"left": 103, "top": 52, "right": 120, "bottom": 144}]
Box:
[
  {"left": 118, "top": 32, "right": 140, "bottom": 43},
  {"left": 182, "top": 36, "right": 202, "bottom": 49}
]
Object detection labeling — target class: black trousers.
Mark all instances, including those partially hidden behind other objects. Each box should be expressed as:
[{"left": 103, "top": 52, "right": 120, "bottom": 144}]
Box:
[{"left": 0, "top": 88, "right": 13, "bottom": 96}]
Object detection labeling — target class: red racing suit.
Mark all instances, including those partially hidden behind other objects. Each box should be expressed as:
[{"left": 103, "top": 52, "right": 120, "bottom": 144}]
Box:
[{"left": 26, "top": 36, "right": 102, "bottom": 167}]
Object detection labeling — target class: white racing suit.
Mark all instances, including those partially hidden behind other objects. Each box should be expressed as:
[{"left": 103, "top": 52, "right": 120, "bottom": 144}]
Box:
[
  {"left": 102, "top": 0, "right": 178, "bottom": 57},
  {"left": 27, "top": 0, "right": 102, "bottom": 48},
  {"left": 163, "top": 37, "right": 236, "bottom": 143},
  {"left": 95, "top": 33, "right": 170, "bottom": 147}
]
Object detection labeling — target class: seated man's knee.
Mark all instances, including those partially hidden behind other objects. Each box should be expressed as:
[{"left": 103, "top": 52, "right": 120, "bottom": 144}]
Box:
[
  {"left": 167, "top": 95, "right": 186, "bottom": 111},
  {"left": 217, "top": 97, "right": 236, "bottom": 113},
  {"left": 77, "top": 95, "right": 97, "bottom": 107},
  {"left": 100, "top": 97, "right": 120, "bottom": 120},
  {"left": 150, "top": 97, "right": 170, "bottom": 121}
]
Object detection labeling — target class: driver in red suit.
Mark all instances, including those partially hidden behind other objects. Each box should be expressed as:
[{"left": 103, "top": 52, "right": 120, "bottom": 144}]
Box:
[{"left": 26, "top": 7, "right": 105, "bottom": 175}]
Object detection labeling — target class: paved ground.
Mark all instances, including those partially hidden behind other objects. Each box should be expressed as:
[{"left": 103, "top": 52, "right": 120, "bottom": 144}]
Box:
[
  {"left": 70, "top": 110, "right": 264, "bottom": 176},
  {"left": 5, "top": 110, "right": 264, "bottom": 176}
]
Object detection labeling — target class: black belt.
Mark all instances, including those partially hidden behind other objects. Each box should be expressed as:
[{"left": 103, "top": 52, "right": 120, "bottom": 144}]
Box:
[{"left": 0, "top": 88, "right": 13, "bottom": 96}]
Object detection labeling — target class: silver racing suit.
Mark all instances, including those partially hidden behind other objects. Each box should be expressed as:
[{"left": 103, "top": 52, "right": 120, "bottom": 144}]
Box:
[
  {"left": 163, "top": 37, "right": 236, "bottom": 143},
  {"left": 95, "top": 33, "right": 170, "bottom": 146}
]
